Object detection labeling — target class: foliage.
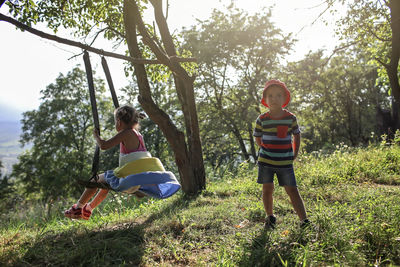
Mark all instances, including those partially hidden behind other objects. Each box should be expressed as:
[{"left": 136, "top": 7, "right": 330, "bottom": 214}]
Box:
[
  {"left": 0, "top": 160, "right": 16, "bottom": 208},
  {"left": 326, "top": 0, "right": 400, "bottom": 113},
  {"left": 11, "top": 67, "right": 115, "bottom": 202},
  {"left": 330, "top": 0, "right": 392, "bottom": 85},
  {"left": 296, "top": 143, "right": 400, "bottom": 186},
  {"left": 284, "top": 49, "right": 389, "bottom": 151},
  {"left": 182, "top": 4, "right": 293, "bottom": 165},
  {"left": 1, "top": 144, "right": 400, "bottom": 266},
  {"left": 6, "top": 0, "right": 129, "bottom": 42},
  {"left": 6, "top": 0, "right": 209, "bottom": 195}
]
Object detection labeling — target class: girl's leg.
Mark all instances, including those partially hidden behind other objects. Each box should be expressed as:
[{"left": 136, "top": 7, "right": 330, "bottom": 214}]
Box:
[
  {"left": 87, "top": 173, "right": 109, "bottom": 210},
  {"left": 262, "top": 183, "right": 275, "bottom": 216},
  {"left": 88, "top": 189, "right": 109, "bottom": 209},
  {"left": 76, "top": 173, "right": 106, "bottom": 208},
  {"left": 76, "top": 187, "right": 98, "bottom": 208},
  {"left": 65, "top": 179, "right": 98, "bottom": 218},
  {"left": 284, "top": 186, "right": 307, "bottom": 221}
]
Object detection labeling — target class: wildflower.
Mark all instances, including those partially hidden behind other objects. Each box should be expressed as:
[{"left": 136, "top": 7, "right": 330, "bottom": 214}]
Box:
[{"left": 280, "top": 230, "right": 290, "bottom": 237}]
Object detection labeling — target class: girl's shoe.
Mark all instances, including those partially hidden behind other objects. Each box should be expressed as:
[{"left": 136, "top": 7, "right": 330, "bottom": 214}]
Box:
[
  {"left": 64, "top": 204, "right": 82, "bottom": 219},
  {"left": 81, "top": 204, "right": 92, "bottom": 220}
]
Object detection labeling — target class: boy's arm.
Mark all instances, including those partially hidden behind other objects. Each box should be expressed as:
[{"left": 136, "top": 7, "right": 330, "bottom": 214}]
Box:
[
  {"left": 255, "top": 136, "right": 262, "bottom": 147},
  {"left": 293, "top": 133, "right": 301, "bottom": 159},
  {"left": 254, "top": 115, "right": 263, "bottom": 147}
]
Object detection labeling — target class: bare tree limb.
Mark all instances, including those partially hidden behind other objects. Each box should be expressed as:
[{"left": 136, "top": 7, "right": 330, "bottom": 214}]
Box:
[
  {"left": 322, "top": 41, "right": 359, "bottom": 67},
  {"left": 0, "top": 13, "right": 196, "bottom": 64},
  {"left": 296, "top": 0, "right": 334, "bottom": 35}
]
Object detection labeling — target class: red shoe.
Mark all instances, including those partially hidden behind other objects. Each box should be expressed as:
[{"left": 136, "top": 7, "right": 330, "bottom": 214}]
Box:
[
  {"left": 64, "top": 204, "right": 83, "bottom": 219},
  {"left": 81, "top": 204, "right": 92, "bottom": 220}
]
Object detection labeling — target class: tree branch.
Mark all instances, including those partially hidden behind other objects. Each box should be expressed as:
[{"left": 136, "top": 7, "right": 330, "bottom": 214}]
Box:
[
  {"left": 375, "top": 56, "right": 390, "bottom": 69},
  {"left": 322, "top": 41, "right": 359, "bottom": 67},
  {"left": 127, "top": 0, "right": 192, "bottom": 80},
  {"left": 0, "top": 13, "right": 196, "bottom": 64}
]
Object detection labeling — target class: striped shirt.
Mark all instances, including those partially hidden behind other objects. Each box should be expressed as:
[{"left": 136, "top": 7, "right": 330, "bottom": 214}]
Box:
[{"left": 253, "top": 110, "right": 300, "bottom": 168}]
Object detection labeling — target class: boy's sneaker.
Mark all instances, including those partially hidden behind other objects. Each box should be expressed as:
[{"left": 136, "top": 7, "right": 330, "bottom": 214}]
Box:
[
  {"left": 300, "top": 219, "right": 310, "bottom": 229},
  {"left": 64, "top": 204, "right": 82, "bottom": 219},
  {"left": 264, "top": 215, "right": 276, "bottom": 230}
]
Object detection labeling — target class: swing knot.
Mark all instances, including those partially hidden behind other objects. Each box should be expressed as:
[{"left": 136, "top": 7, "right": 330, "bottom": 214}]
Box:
[{"left": 91, "top": 173, "right": 99, "bottom": 182}]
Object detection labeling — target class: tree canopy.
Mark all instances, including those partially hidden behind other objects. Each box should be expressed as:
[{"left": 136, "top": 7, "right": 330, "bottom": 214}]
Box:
[
  {"left": 328, "top": 0, "right": 400, "bottom": 128},
  {"left": 182, "top": 5, "right": 293, "bottom": 165},
  {"left": 12, "top": 67, "right": 114, "bottom": 201},
  {"left": 3, "top": 0, "right": 206, "bottom": 194}
]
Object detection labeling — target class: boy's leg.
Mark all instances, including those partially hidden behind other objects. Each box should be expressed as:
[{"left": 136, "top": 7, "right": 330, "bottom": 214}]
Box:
[
  {"left": 284, "top": 186, "right": 307, "bottom": 221},
  {"left": 262, "top": 183, "right": 274, "bottom": 216}
]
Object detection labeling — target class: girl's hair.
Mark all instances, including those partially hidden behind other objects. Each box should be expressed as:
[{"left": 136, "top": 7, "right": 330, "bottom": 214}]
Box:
[{"left": 115, "top": 105, "right": 146, "bottom": 127}]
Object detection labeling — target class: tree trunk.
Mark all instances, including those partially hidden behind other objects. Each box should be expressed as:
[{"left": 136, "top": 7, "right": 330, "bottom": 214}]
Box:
[
  {"left": 247, "top": 121, "right": 257, "bottom": 162},
  {"left": 228, "top": 120, "right": 250, "bottom": 161},
  {"left": 150, "top": 0, "right": 205, "bottom": 191},
  {"left": 392, "top": 98, "right": 400, "bottom": 130},
  {"left": 123, "top": 0, "right": 205, "bottom": 194},
  {"left": 388, "top": 1, "right": 400, "bottom": 127}
]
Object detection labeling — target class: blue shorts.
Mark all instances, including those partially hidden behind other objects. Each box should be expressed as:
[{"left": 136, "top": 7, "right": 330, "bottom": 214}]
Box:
[{"left": 257, "top": 165, "right": 297, "bottom": 187}]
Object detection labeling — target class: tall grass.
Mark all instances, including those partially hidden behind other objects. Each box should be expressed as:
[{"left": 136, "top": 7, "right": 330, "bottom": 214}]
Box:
[{"left": 1, "top": 144, "right": 400, "bottom": 266}]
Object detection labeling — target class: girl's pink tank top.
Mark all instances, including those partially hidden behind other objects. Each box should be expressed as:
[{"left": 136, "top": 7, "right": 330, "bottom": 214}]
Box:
[{"left": 120, "top": 129, "right": 147, "bottom": 154}]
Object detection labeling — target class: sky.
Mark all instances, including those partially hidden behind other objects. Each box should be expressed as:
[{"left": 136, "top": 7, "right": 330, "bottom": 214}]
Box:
[{"left": 0, "top": 0, "right": 341, "bottom": 118}]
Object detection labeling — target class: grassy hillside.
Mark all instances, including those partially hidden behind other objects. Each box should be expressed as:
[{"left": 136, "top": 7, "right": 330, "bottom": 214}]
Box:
[{"left": 1, "top": 145, "right": 400, "bottom": 266}]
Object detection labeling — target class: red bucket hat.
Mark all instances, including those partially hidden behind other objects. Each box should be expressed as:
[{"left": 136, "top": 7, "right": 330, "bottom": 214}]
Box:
[{"left": 261, "top": 79, "right": 291, "bottom": 108}]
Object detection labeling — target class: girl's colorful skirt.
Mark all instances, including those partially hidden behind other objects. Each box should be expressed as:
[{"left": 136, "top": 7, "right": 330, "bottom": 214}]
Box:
[{"left": 104, "top": 151, "right": 180, "bottom": 199}]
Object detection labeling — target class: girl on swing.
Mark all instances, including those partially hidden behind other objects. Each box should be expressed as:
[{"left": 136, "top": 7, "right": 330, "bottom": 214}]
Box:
[{"left": 64, "top": 105, "right": 146, "bottom": 220}]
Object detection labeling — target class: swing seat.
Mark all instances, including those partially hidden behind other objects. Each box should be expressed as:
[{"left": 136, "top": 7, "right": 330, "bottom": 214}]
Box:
[{"left": 104, "top": 152, "right": 181, "bottom": 199}]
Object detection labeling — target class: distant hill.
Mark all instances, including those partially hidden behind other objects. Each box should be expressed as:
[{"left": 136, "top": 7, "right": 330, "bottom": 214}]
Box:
[
  {"left": 0, "top": 104, "right": 29, "bottom": 176},
  {"left": 0, "top": 121, "right": 25, "bottom": 176},
  {"left": 0, "top": 103, "right": 22, "bottom": 121}
]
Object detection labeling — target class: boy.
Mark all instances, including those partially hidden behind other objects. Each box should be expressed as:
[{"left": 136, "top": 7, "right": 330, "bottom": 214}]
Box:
[{"left": 253, "top": 79, "right": 309, "bottom": 229}]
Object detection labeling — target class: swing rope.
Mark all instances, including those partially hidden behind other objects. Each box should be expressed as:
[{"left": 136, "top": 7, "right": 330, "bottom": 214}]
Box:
[
  {"left": 78, "top": 52, "right": 120, "bottom": 190},
  {"left": 101, "top": 56, "right": 120, "bottom": 109},
  {"left": 83, "top": 50, "right": 100, "bottom": 182}
]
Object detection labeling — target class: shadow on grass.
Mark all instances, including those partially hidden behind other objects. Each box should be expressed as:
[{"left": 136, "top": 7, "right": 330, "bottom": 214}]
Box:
[
  {"left": 16, "top": 194, "right": 193, "bottom": 266},
  {"left": 239, "top": 228, "right": 311, "bottom": 267},
  {"left": 239, "top": 230, "right": 283, "bottom": 267}
]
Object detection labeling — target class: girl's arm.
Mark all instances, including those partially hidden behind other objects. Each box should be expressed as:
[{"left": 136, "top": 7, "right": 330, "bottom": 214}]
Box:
[
  {"left": 93, "top": 128, "right": 131, "bottom": 150},
  {"left": 293, "top": 133, "right": 301, "bottom": 159}
]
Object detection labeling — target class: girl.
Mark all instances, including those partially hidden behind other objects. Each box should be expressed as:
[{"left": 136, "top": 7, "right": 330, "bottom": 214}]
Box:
[{"left": 64, "top": 105, "right": 146, "bottom": 220}]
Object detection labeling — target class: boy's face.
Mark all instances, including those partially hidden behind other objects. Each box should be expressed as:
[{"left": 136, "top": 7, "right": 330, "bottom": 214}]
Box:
[{"left": 264, "top": 85, "right": 286, "bottom": 110}]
